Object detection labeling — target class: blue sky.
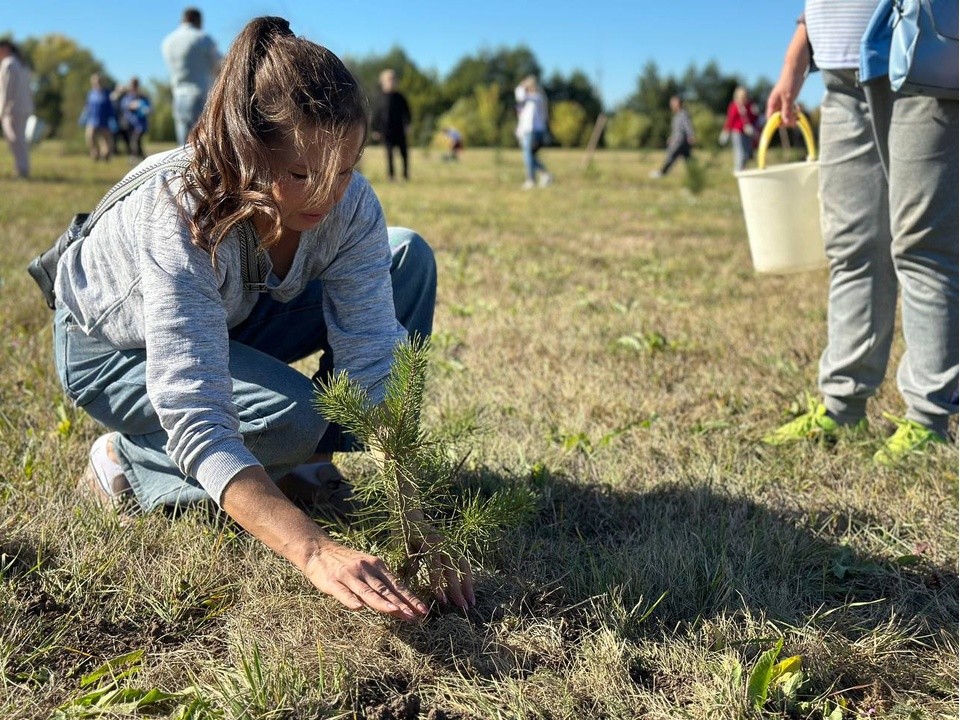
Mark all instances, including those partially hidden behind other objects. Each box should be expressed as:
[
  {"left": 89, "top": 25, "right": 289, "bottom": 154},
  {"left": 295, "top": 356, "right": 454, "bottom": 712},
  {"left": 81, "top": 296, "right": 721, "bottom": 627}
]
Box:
[{"left": 5, "top": 1, "right": 824, "bottom": 109}]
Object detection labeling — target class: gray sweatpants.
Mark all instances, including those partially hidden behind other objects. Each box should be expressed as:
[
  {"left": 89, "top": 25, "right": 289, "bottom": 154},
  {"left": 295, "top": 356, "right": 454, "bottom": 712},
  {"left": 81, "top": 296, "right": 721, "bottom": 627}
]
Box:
[{"left": 818, "top": 70, "right": 958, "bottom": 434}]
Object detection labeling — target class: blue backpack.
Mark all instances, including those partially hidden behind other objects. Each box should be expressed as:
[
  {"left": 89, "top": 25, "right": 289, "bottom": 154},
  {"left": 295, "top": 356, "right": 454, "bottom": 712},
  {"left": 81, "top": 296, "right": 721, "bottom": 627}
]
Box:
[{"left": 861, "top": 0, "right": 958, "bottom": 99}]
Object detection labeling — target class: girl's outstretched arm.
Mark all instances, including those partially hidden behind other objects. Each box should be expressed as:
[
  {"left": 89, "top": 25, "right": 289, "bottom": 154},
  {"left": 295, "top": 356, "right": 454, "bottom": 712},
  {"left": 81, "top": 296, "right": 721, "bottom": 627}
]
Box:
[{"left": 221, "top": 466, "right": 429, "bottom": 621}]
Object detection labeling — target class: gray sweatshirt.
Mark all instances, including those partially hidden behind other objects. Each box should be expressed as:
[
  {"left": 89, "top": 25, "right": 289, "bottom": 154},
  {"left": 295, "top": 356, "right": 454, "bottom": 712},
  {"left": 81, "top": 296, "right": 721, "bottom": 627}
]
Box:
[
  {"left": 668, "top": 108, "right": 696, "bottom": 150},
  {"left": 56, "top": 148, "right": 406, "bottom": 503}
]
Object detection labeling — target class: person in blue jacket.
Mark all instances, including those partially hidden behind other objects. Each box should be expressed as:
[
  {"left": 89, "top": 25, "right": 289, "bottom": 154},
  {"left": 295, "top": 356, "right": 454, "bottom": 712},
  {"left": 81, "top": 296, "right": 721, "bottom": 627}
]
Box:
[
  {"left": 119, "top": 77, "right": 151, "bottom": 161},
  {"left": 80, "top": 73, "right": 115, "bottom": 162}
]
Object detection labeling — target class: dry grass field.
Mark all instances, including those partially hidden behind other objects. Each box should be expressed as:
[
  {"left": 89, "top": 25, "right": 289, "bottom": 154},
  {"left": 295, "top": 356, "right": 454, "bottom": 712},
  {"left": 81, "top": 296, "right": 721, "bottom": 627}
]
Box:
[{"left": 0, "top": 142, "right": 956, "bottom": 719}]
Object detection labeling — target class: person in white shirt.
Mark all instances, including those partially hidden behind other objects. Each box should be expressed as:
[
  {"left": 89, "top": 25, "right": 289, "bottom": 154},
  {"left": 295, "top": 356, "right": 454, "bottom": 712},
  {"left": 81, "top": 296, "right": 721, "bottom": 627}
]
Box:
[
  {"left": 514, "top": 75, "right": 552, "bottom": 189},
  {"left": 0, "top": 39, "right": 35, "bottom": 178}
]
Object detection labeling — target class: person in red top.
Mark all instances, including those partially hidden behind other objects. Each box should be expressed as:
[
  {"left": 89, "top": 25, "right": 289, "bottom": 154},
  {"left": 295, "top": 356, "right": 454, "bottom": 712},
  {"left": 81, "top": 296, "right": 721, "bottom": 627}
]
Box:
[{"left": 720, "top": 86, "right": 759, "bottom": 172}]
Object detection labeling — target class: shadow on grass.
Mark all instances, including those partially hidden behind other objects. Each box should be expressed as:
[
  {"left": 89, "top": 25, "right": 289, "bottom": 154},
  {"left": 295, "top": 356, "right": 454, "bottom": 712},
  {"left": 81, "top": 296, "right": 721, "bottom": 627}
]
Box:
[
  {"left": 527, "top": 471, "right": 952, "bottom": 629},
  {"left": 385, "top": 465, "right": 956, "bottom": 705},
  {"left": 449, "top": 466, "right": 954, "bottom": 631}
]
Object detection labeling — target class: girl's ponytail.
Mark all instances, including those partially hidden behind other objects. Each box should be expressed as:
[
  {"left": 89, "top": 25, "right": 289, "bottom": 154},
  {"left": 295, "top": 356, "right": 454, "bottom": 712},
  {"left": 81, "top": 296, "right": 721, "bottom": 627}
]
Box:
[
  {"left": 183, "top": 16, "right": 368, "bottom": 255},
  {"left": 241, "top": 17, "right": 294, "bottom": 135}
]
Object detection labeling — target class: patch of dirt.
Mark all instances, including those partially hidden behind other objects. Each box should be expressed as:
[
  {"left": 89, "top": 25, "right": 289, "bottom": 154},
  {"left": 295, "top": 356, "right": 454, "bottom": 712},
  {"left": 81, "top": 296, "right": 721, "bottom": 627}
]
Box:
[
  {"left": 356, "top": 675, "right": 410, "bottom": 715},
  {"left": 626, "top": 660, "right": 691, "bottom": 704},
  {"left": 424, "top": 709, "right": 474, "bottom": 720},
  {"left": 0, "top": 537, "right": 47, "bottom": 579},
  {"left": 5, "top": 578, "right": 204, "bottom": 693},
  {"left": 355, "top": 676, "right": 475, "bottom": 720},
  {"left": 21, "top": 587, "right": 68, "bottom": 618},
  {"left": 364, "top": 691, "right": 420, "bottom": 720},
  {"left": 628, "top": 659, "right": 654, "bottom": 688}
]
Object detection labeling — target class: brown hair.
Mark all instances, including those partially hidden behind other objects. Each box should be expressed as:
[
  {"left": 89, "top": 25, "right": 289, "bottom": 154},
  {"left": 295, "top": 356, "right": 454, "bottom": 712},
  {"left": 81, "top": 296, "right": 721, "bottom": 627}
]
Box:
[{"left": 182, "top": 16, "right": 368, "bottom": 253}]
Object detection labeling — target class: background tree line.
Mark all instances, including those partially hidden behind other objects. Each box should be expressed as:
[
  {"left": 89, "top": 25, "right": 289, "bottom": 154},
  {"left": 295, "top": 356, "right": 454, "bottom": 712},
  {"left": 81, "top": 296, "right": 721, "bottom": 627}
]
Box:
[{"left": 9, "top": 32, "right": 786, "bottom": 151}]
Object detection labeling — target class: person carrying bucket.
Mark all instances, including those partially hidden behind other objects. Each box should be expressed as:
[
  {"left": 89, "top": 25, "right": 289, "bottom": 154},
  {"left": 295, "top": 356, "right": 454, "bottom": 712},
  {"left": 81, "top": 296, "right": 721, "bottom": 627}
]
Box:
[{"left": 762, "top": 2, "right": 958, "bottom": 464}]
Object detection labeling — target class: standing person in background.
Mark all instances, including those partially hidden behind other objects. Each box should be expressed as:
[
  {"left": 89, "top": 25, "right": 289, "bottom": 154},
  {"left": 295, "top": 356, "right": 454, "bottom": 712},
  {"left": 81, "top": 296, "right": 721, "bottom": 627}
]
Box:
[
  {"left": 161, "top": 7, "right": 220, "bottom": 145},
  {"left": 371, "top": 69, "right": 411, "bottom": 181},
  {"left": 119, "top": 77, "right": 151, "bottom": 161},
  {"left": 514, "top": 75, "right": 552, "bottom": 189},
  {"left": 80, "top": 73, "right": 115, "bottom": 162},
  {"left": 650, "top": 95, "right": 695, "bottom": 178},
  {"left": 762, "top": 4, "right": 958, "bottom": 464},
  {"left": 0, "top": 39, "right": 34, "bottom": 179},
  {"left": 720, "top": 85, "right": 758, "bottom": 172},
  {"left": 110, "top": 84, "right": 132, "bottom": 158}
]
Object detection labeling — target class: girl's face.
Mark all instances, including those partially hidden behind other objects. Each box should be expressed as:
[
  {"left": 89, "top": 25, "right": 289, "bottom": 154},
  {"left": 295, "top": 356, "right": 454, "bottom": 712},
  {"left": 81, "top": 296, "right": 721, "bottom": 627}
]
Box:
[{"left": 271, "top": 124, "right": 365, "bottom": 236}]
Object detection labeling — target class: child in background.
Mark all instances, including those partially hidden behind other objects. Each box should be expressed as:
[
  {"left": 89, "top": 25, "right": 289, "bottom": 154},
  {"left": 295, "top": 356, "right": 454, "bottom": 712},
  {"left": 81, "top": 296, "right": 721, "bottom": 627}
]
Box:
[
  {"left": 119, "top": 77, "right": 151, "bottom": 161},
  {"left": 441, "top": 126, "right": 463, "bottom": 161},
  {"left": 80, "top": 73, "right": 115, "bottom": 162}
]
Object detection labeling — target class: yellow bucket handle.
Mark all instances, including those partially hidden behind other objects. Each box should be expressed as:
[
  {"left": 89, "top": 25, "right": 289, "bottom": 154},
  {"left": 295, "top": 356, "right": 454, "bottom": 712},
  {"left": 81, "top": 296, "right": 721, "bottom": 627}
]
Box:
[{"left": 757, "top": 110, "right": 817, "bottom": 170}]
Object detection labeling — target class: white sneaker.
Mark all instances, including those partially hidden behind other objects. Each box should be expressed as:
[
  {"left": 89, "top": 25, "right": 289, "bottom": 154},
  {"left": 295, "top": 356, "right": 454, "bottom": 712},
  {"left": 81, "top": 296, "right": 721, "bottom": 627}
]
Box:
[
  {"left": 538, "top": 173, "right": 553, "bottom": 187},
  {"left": 522, "top": 180, "right": 535, "bottom": 190},
  {"left": 648, "top": 170, "right": 663, "bottom": 179}
]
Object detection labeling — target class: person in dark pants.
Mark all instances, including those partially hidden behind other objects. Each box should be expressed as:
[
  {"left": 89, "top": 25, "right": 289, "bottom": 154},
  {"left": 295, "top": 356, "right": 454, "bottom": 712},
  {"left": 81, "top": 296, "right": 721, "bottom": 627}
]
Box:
[
  {"left": 372, "top": 69, "right": 411, "bottom": 181},
  {"left": 110, "top": 85, "right": 132, "bottom": 157},
  {"left": 650, "top": 95, "right": 696, "bottom": 178},
  {"left": 119, "top": 77, "right": 151, "bottom": 161}
]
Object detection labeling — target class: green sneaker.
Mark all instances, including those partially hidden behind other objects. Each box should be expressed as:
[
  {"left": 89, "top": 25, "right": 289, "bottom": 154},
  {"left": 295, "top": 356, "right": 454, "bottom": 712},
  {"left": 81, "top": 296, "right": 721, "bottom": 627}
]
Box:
[
  {"left": 763, "top": 399, "right": 866, "bottom": 445},
  {"left": 873, "top": 414, "right": 948, "bottom": 466}
]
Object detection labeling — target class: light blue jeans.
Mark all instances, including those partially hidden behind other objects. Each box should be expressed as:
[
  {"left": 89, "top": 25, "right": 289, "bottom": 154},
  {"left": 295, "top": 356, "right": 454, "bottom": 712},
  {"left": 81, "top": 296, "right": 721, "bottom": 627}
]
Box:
[
  {"left": 817, "top": 70, "right": 958, "bottom": 433},
  {"left": 732, "top": 130, "right": 753, "bottom": 173},
  {"left": 54, "top": 228, "right": 436, "bottom": 511},
  {"left": 172, "top": 91, "right": 206, "bottom": 146},
  {"left": 520, "top": 130, "right": 548, "bottom": 182}
]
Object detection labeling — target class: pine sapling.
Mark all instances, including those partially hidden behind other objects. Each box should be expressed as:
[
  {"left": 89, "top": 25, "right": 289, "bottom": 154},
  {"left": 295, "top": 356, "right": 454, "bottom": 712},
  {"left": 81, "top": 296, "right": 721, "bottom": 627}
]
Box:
[{"left": 314, "top": 338, "right": 532, "bottom": 592}]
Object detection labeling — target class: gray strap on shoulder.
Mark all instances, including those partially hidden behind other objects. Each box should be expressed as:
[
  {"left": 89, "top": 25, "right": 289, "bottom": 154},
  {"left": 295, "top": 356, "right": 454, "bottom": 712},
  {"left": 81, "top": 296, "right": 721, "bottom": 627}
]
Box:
[
  {"left": 82, "top": 156, "right": 192, "bottom": 236},
  {"left": 81, "top": 154, "right": 269, "bottom": 294}
]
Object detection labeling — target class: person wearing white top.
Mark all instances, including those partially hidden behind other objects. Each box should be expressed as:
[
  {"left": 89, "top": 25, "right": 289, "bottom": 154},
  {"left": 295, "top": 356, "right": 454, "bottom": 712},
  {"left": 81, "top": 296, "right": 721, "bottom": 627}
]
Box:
[
  {"left": 514, "top": 75, "right": 552, "bottom": 189},
  {"left": 0, "top": 39, "right": 35, "bottom": 178}
]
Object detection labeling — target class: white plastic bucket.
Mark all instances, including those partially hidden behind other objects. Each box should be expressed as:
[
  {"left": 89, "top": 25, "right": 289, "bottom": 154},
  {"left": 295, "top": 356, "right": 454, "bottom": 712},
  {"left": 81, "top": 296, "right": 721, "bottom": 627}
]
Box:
[{"left": 735, "top": 111, "right": 826, "bottom": 274}]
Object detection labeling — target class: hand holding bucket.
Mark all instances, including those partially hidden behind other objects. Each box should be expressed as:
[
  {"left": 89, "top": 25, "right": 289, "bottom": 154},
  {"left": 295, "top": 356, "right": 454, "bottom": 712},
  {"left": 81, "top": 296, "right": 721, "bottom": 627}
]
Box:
[{"left": 736, "top": 110, "right": 826, "bottom": 274}]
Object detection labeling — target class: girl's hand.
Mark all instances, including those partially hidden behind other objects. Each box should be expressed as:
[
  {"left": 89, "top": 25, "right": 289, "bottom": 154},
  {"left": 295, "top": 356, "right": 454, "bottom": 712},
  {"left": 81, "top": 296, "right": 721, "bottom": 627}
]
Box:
[
  {"left": 221, "top": 468, "right": 428, "bottom": 622},
  {"left": 304, "top": 538, "right": 429, "bottom": 621}
]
